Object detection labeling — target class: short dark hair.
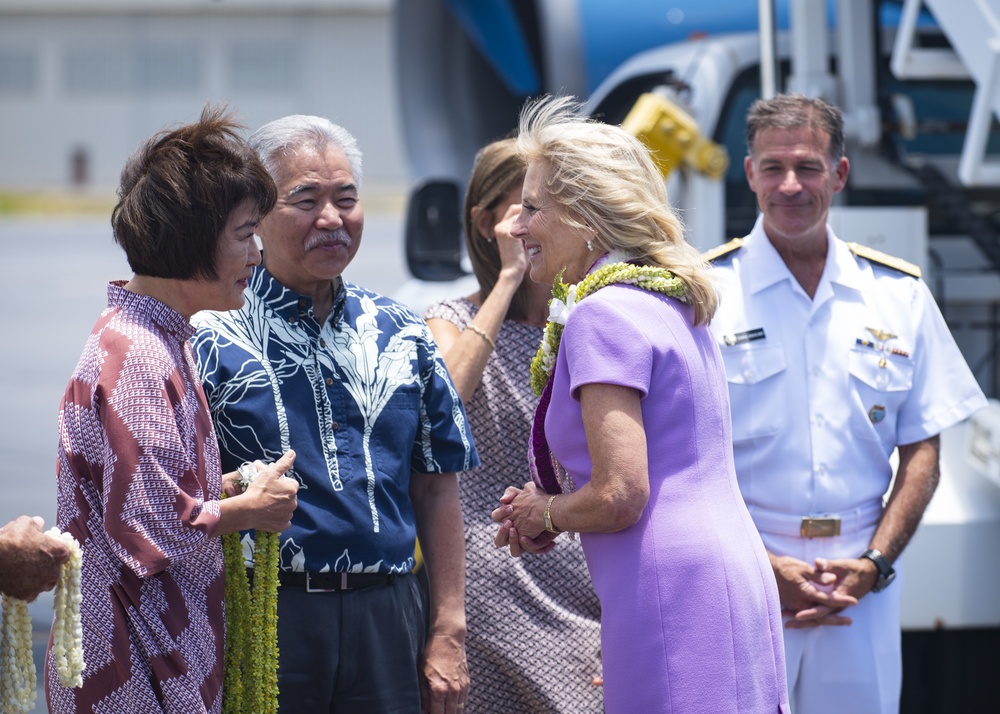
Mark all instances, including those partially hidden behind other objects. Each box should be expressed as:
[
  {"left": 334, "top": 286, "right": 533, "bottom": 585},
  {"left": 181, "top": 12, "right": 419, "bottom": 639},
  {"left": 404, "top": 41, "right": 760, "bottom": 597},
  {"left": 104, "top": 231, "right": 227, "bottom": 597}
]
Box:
[
  {"left": 745, "top": 93, "right": 845, "bottom": 161},
  {"left": 111, "top": 105, "right": 276, "bottom": 280}
]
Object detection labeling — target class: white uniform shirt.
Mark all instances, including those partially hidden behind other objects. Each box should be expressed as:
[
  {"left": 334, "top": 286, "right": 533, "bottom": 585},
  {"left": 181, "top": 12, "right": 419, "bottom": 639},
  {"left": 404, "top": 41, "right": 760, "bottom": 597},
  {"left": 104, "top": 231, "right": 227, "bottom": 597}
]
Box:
[{"left": 710, "top": 216, "right": 987, "bottom": 517}]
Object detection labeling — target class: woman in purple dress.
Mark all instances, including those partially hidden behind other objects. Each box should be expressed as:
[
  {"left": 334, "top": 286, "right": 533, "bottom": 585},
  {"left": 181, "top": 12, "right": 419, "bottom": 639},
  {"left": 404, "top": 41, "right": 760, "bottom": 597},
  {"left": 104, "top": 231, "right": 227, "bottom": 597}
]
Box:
[{"left": 492, "top": 96, "right": 789, "bottom": 713}]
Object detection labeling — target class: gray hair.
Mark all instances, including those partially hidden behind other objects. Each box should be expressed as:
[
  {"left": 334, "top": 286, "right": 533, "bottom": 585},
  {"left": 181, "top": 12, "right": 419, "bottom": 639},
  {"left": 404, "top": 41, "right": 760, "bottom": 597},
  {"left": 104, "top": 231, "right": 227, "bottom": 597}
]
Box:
[
  {"left": 248, "top": 114, "right": 363, "bottom": 188},
  {"left": 745, "top": 93, "right": 845, "bottom": 161}
]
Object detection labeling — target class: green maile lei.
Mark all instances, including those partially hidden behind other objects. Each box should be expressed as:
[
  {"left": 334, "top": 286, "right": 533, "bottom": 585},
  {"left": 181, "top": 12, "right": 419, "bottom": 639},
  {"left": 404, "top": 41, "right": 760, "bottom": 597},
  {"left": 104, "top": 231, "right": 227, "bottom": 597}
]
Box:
[
  {"left": 222, "top": 465, "right": 281, "bottom": 714},
  {"left": 529, "top": 252, "right": 690, "bottom": 397}
]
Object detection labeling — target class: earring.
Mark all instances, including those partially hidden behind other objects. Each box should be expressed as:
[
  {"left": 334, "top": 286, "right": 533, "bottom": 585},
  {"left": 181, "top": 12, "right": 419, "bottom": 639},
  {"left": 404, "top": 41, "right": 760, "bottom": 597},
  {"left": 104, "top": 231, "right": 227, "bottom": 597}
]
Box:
[{"left": 587, "top": 238, "right": 594, "bottom": 252}]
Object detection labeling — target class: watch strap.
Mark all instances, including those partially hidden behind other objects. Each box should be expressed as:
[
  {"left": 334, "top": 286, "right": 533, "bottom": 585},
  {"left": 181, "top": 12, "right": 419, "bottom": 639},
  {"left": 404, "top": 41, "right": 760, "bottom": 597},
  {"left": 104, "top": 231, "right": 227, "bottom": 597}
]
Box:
[{"left": 860, "top": 548, "right": 895, "bottom": 592}]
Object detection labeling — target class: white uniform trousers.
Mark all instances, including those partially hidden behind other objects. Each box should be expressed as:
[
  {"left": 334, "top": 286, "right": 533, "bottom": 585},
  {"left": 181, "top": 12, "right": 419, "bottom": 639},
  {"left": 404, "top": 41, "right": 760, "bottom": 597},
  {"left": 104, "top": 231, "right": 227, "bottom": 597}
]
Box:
[{"left": 762, "top": 526, "right": 902, "bottom": 714}]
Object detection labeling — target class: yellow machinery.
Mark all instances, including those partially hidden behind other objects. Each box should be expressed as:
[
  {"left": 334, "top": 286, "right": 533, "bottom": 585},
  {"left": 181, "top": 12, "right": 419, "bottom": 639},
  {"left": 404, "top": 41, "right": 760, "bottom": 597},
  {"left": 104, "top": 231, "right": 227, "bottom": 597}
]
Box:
[{"left": 622, "top": 92, "right": 729, "bottom": 180}]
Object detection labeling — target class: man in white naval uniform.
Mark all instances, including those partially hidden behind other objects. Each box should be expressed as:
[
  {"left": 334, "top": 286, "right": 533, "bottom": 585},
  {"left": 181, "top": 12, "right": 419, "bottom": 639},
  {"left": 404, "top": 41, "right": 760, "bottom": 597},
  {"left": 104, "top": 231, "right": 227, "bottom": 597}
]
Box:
[{"left": 708, "top": 93, "right": 987, "bottom": 713}]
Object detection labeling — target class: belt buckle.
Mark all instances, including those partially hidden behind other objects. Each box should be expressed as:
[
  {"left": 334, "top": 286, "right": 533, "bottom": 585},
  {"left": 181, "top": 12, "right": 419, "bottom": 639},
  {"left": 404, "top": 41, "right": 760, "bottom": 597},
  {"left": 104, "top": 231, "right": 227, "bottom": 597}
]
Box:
[
  {"left": 800, "top": 516, "right": 841, "bottom": 538},
  {"left": 305, "top": 572, "right": 348, "bottom": 593}
]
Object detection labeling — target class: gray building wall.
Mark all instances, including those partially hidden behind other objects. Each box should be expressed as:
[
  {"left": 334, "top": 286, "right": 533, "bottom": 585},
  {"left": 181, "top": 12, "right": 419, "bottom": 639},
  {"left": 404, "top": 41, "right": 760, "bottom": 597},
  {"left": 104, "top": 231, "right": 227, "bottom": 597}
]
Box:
[{"left": 0, "top": 0, "right": 405, "bottom": 191}]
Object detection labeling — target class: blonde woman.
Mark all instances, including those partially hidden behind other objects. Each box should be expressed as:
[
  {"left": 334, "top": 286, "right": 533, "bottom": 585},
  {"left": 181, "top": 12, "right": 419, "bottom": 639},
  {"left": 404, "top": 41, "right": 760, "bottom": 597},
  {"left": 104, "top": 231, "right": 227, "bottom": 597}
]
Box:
[
  {"left": 492, "top": 97, "right": 789, "bottom": 713},
  {"left": 425, "top": 139, "right": 603, "bottom": 712}
]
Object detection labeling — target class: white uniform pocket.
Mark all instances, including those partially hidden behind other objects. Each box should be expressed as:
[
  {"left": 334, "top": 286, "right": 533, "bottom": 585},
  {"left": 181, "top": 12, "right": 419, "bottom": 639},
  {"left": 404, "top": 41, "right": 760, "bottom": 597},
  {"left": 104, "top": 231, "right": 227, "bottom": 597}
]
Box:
[
  {"left": 722, "top": 345, "right": 788, "bottom": 442},
  {"left": 848, "top": 348, "right": 914, "bottom": 444}
]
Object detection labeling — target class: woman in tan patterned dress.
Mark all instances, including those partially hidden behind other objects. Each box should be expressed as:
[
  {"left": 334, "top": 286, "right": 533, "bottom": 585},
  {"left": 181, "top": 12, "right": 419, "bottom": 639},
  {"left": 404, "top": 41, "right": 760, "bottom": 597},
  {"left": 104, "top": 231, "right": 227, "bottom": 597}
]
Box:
[{"left": 425, "top": 139, "right": 604, "bottom": 712}]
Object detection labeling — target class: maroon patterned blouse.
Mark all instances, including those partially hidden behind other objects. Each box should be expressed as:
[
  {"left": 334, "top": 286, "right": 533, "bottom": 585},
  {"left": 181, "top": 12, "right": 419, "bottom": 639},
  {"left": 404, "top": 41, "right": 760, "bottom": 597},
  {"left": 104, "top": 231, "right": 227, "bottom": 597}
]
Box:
[{"left": 47, "top": 282, "right": 225, "bottom": 713}]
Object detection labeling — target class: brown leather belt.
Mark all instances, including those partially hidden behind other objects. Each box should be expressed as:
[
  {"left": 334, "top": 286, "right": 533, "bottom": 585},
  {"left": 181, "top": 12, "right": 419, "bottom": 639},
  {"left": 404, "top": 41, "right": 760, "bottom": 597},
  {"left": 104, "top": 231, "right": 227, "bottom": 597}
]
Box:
[{"left": 251, "top": 569, "right": 398, "bottom": 593}]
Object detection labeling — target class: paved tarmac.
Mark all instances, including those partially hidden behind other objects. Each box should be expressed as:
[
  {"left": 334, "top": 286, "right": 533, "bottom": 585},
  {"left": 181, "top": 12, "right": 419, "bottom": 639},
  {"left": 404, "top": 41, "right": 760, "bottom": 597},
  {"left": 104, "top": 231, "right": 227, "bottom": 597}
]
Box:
[{"left": 0, "top": 209, "right": 411, "bottom": 711}]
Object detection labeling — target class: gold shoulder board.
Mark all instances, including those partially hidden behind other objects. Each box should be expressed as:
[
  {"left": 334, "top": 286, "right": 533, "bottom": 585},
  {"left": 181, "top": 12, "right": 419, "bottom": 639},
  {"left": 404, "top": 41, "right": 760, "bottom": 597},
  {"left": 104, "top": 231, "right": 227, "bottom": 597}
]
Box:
[
  {"left": 702, "top": 237, "right": 744, "bottom": 264},
  {"left": 847, "top": 242, "right": 922, "bottom": 278}
]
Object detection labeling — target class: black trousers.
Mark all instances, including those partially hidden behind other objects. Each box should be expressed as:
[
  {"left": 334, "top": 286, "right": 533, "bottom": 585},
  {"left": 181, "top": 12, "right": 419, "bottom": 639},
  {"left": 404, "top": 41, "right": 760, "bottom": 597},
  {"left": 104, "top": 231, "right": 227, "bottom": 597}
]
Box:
[{"left": 274, "top": 572, "right": 425, "bottom": 713}]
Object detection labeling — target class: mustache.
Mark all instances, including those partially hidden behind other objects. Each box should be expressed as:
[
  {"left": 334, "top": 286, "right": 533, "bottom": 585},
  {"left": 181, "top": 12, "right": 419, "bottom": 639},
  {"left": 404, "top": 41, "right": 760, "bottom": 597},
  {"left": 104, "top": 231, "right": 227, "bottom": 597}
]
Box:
[{"left": 304, "top": 229, "right": 352, "bottom": 251}]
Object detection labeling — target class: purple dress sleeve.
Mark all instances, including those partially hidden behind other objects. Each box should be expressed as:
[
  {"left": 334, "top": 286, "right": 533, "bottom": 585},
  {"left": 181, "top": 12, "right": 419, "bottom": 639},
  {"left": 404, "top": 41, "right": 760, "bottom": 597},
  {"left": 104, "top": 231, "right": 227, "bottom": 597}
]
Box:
[{"left": 561, "top": 286, "right": 654, "bottom": 399}]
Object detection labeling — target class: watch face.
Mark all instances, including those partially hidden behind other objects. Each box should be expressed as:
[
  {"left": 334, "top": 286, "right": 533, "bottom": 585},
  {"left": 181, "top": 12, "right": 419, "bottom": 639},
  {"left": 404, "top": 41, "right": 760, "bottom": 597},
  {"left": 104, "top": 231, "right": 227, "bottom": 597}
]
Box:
[{"left": 875, "top": 569, "right": 896, "bottom": 592}]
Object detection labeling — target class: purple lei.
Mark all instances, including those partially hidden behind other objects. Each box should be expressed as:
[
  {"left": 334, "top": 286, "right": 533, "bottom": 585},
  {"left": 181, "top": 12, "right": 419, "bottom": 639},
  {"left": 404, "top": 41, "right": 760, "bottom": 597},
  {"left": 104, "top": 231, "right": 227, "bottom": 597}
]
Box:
[{"left": 528, "top": 376, "right": 568, "bottom": 494}]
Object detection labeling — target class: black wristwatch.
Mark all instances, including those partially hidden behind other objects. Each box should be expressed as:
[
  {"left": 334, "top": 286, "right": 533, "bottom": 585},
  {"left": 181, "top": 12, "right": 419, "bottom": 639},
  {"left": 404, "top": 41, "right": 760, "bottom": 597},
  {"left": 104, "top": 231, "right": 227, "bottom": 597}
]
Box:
[{"left": 860, "top": 549, "right": 896, "bottom": 592}]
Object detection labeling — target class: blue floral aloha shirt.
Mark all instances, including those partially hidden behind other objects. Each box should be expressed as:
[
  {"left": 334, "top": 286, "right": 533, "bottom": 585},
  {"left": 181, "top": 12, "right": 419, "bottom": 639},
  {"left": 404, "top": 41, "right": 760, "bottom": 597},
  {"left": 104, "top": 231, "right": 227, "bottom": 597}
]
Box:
[{"left": 192, "top": 266, "right": 478, "bottom": 574}]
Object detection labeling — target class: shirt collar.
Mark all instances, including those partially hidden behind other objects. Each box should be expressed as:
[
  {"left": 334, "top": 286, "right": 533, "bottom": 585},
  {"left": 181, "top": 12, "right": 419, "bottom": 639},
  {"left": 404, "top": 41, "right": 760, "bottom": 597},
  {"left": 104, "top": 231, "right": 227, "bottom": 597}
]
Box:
[
  {"left": 107, "top": 280, "right": 195, "bottom": 341},
  {"left": 825, "top": 229, "right": 866, "bottom": 293},
  {"left": 742, "top": 215, "right": 796, "bottom": 294},
  {"left": 744, "top": 215, "right": 865, "bottom": 295},
  {"left": 250, "top": 265, "right": 347, "bottom": 326}
]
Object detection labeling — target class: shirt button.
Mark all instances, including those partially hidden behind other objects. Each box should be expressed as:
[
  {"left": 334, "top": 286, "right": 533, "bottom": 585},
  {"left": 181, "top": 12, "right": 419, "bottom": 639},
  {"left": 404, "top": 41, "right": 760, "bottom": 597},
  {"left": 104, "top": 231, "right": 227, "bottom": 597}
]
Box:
[
  {"left": 811, "top": 366, "right": 820, "bottom": 376},
  {"left": 332, "top": 422, "right": 339, "bottom": 431},
  {"left": 817, "top": 463, "right": 827, "bottom": 475},
  {"left": 320, "top": 338, "right": 327, "bottom": 348},
  {"left": 288, "top": 316, "right": 297, "bottom": 324},
  {"left": 326, "top": 377, "right": 333, "bottom": 386},
  {"left": 815, "top": 414, "right": 825, "bottom": 427},
  {"left": 743, "top": 369, "right": 756, "bottom": 381}
]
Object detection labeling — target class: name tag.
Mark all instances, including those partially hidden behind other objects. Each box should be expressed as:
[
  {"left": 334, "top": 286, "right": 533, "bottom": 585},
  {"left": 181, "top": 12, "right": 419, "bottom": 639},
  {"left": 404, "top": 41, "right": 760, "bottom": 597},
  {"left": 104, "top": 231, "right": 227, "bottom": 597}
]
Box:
[{"left": 723, "top": 328, "right": 766, "bottom": 346}]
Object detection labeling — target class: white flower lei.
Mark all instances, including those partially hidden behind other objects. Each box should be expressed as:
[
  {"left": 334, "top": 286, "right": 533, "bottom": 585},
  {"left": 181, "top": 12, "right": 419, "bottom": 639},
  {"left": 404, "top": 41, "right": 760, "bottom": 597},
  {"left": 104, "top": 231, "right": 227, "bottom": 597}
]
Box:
[
  {"left": 1, "top": 594, "right": 34, "bottom": 713},
  {"left": 529, "top": 250, "right": 689, "bottom": 396},
  {"left": 50, "top": 530, "right": 84, "bottom": 688},
  {"left": 0, "top": 528, "right": 84, "bottom": 712}
]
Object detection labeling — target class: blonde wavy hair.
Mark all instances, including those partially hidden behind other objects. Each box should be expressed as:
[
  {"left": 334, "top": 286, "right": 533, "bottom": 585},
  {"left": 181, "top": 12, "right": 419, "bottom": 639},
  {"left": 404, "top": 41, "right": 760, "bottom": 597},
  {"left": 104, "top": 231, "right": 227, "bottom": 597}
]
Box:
[{"left": 516, "top": 95, "right": 717, "bottom": 325}]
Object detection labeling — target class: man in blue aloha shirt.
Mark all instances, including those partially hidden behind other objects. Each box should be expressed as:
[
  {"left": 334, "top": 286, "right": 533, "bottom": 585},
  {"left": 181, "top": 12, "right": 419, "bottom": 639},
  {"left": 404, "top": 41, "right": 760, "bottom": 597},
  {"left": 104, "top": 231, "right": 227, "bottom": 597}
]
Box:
[{"left": 192, "top": 115, "right": 477, "bottom": 714}]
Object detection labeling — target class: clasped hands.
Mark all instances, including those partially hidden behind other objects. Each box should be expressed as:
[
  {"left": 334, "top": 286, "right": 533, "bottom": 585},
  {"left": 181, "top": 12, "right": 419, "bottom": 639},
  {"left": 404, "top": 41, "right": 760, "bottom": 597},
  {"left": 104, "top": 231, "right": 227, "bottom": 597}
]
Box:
[
  {"left": 774, "top": 553, "right": 879, "bottom": 629},
  {"left": 491, "top": 482, "right": 560, "bottom": 558}
]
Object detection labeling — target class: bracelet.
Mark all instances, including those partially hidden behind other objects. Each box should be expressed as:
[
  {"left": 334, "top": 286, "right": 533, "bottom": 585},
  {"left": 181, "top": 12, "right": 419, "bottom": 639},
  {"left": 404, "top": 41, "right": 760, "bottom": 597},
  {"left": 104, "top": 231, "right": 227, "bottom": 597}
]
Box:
[
  {"left": 466, "top": 323, "right": 496, "bottom": 350},
  {"left": 543, "top": 495, "right": 560, "bottom": 533}
]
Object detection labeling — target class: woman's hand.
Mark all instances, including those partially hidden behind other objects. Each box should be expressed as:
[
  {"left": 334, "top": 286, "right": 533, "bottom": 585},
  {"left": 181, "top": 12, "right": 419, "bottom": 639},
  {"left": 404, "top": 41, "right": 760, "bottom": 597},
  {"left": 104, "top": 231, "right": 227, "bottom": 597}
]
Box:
[
  {"left": 242, "top": 450, "right": 299, "bottom": 533},
  {"left": 491, "top": 485, "right": 523, "bottom": 549},
  {"left": 494, "top": 521, "right": 560, "bottom": 558},
  {"left": 491, "top": 482, "right": 559, "bottom": 557},
  {"left": 217, "top": 450, "right": 299, "bottom": 536},
  {"left": 221, "top": 470, "right": 243, "bottom": 498},
  {"left": 495, "top": 204, "right": 528, "bottom": 280},
  {"left": 504, "top": 481, "right": 549, "bottom": 538}
]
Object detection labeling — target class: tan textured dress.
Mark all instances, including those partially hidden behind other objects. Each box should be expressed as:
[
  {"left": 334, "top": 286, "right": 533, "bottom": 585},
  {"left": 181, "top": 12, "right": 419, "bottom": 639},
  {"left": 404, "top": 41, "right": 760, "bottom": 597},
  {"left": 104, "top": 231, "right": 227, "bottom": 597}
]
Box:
[{"left": 425, "top": 297, "right": 604, "bottom": 713}]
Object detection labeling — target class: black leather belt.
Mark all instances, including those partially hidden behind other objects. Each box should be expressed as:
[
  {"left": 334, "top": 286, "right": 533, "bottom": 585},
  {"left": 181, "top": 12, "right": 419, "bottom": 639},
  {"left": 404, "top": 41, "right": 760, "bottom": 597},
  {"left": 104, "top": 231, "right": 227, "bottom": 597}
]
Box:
[{"left": 272, "top": 570, "right": 398, "bottom": 593}]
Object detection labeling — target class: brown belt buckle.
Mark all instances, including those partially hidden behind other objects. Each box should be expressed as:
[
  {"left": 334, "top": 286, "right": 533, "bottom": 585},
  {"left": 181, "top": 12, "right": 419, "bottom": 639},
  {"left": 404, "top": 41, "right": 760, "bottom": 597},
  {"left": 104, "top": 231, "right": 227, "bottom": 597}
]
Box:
[
  {"left": 306, "top": 572, "right": 349, "bottom": 593},
  {"left": 800, "top": 517, "right": 841, "bottom": 538}
]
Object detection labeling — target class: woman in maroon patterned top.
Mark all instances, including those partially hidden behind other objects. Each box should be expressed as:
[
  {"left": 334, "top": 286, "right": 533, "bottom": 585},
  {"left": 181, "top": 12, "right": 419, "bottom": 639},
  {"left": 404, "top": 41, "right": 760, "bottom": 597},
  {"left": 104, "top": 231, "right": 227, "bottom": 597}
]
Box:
[{"left": 47, "top": 106, "right": 299, "bottom": 714}]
